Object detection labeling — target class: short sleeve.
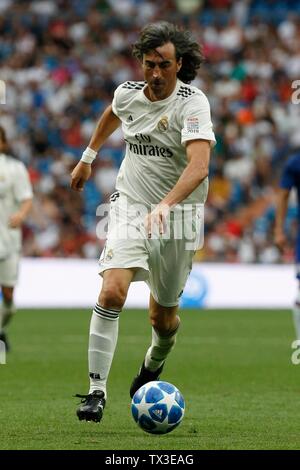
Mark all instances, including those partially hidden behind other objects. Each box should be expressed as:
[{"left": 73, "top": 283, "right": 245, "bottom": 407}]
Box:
[
  {"left": 12, "top": 162, "right": 33, "bottom": 202},
  {"left": 111, "top": 84, "right": 123, "bottom": 117},
  {"left": 181, "top": 92, "right": 216, "bottom": 147}
]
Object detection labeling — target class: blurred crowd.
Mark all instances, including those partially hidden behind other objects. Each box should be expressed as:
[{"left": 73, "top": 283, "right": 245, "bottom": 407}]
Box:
[{"left": 0, "top": 0, "right": 300, "bottom": 262}]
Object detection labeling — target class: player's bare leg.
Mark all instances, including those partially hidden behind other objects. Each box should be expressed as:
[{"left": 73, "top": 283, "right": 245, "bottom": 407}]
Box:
[
  {"left": 76, "top": 268, "right": 136, "bottom": 422},
  {"left": 1, "top": 286, "right": 15, "bottom": 326},
  {"left": 0, "top": 286, "right": 15, "bottom": 351},
  {"left": 130, "top": 294, "right": 180, "bottom": 397}
]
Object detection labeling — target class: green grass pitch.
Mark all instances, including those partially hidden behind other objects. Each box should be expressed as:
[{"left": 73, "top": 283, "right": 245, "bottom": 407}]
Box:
[{"left": 0, "top": 308, "right": 299, "bottom": 450}]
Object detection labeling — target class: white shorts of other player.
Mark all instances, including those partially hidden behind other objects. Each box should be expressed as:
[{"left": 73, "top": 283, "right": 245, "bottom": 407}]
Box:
[{"left": 0, "top": 252, "right": 20, "bottom": 287}]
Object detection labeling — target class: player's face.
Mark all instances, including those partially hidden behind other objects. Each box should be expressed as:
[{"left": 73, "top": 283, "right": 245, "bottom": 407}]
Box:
[{"left": 142, "top": 42, "right": 182, "bottom": 101}]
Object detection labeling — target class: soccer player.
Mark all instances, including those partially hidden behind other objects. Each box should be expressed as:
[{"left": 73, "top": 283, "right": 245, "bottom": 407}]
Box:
[
  {"left": 71, "top": 22, "right": 215, "bottom": 423},
  {"left": 274, "top": 153, "right": 300, "bottom": 340},
  {"left": 0, "top": 126, "right": 33, "bottom": 349}
]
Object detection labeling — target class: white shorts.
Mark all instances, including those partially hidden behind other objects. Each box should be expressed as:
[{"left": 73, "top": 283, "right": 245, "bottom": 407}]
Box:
[
  {"left": 99, "top": 193, "right": 203, "bottom": 307},
  {"left": 0, "top": 252, "right": 20, "bottom": 287}
]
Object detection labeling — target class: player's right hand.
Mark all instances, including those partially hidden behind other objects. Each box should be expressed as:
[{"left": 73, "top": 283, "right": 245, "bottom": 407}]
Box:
[{"left": 70, "top": 161, "right": 91, "bottom": 192}]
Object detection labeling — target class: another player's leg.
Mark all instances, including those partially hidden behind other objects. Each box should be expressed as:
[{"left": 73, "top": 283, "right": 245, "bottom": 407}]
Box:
[
  {"left": 76, "top": 268, "right": 135, "bottom": 423},
  {"left": 130, "top": 295, "right": 180, "bottom": 398},
  {"left": 1, "top": 286, "right": 15, "bottom": 327},
  {"left": 0, "top": 286, "right": 15, "bottom": 352},
  {"left": 0, "top": 254, "right": 18, "bottom": 351}
]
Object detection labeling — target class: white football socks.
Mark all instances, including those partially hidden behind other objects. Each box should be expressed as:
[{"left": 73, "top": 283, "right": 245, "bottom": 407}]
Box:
[
  {"left": 88, "top": 303, "right": 120, "bottom": 398},
  {"left": 145, "top": 318, "right": 180, "bottom": 372}
]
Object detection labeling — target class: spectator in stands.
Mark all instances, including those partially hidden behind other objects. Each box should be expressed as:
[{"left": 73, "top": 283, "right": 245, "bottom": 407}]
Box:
[{"left": 0, "top": 0, "right": 299, "bottom": 263}]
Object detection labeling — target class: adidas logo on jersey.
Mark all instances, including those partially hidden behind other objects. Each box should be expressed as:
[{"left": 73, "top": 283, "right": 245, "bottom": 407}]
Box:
[{"left": 127, "top": 115, "right": 133, "bottom": 122}]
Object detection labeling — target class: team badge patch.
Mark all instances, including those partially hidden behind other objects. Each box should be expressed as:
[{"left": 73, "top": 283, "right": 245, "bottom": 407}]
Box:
[
  {"left": 157, "top": 116, "right": 169, "bottom": 132},
  {"left": 105, "top": 249, "right": 114, "bottom": 261},
  {"left": 186, "top": 117, "right": 200, "bottom": 134}
]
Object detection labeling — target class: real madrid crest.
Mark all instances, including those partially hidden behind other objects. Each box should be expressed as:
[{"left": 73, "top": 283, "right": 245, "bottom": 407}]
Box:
[
  {"left": 105, "top": 249, "right": 114, "bottom": 261},
  {"left": 157, "top": 116, "right": 169, "bottom": 133}
]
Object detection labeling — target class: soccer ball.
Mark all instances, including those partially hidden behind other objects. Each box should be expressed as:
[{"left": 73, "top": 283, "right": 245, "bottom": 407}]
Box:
[{"left": 131, "top": 381, "right": 185, "bottom": 434}]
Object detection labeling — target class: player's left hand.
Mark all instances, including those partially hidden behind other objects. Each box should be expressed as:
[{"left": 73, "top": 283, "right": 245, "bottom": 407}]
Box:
[
  {"left": 144, "top": 203, "right": 170, "bottom": 238},
  {"left": 9, "top": 212, "right": 24, "bottom": 228}
]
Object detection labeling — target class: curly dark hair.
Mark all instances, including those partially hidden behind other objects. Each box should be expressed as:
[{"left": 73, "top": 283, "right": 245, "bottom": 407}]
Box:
[
  {"left": 0, "top": 126, "right": 7, "bottom": 144},
  {"left": 132, "top": 22, "right": 204, "bottom": 84},
  {"left": 0, "top": 125, "right": 8, "bottom": 152}
]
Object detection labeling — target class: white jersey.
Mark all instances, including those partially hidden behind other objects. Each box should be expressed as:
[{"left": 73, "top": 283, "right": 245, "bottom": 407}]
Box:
[
  {"left": 112, "top": 78, "right": 216, "bottom": 208},
  {"left": 0, "top": 153, "right": 33, "bottom": 259}
]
